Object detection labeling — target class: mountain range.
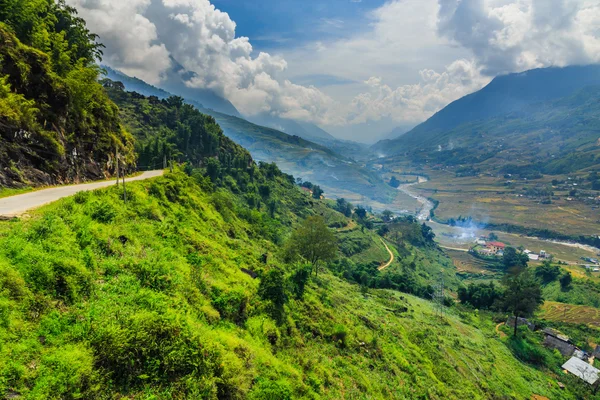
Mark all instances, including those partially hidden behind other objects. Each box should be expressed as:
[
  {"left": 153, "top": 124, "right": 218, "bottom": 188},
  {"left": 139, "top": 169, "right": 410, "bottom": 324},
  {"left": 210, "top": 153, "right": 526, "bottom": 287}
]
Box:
[
  {"left": 373, "top": 65, "right": 600, "bottom": 156},
  {"left": 102, "top": 67, "right": 393, "bottom": 203}
]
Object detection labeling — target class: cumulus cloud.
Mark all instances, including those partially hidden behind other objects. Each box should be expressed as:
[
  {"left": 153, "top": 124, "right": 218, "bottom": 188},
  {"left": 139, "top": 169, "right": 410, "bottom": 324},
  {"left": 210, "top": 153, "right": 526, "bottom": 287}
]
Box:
[
  {"left": 347, "top": 59, "right": 489, "bottom": 124},
  {"left": 438, "top": 0, "right": 600, "bottom": 74},
  {"left": 68, "top": 0, "right": 171, "bottom": 84},
  {"left": 67, "top": 0, "right": 342, "bottom": 125},
  {"left": 68, "top": 0, "right": 600, "bottom": 137}
]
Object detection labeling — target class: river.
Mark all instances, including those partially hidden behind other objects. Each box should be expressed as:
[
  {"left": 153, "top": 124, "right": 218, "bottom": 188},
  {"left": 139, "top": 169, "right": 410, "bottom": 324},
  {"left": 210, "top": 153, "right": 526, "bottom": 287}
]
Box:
[{"left": 395, "top": 176, "right": 600, "bottom": 262}]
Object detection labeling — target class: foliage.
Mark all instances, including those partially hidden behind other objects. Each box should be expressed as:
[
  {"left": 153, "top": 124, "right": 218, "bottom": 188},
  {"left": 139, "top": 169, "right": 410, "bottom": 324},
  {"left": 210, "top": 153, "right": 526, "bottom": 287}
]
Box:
[
  {"left": 285, "top": 215, "right": 338, "bottom": 275},
  {"left": 458, "top": 282, "right": 503, "bottom": 310},
  {"left": 500, "top": 270, "right": 544, "bottom": 336},
  {"left": 535, "top": 261, "right": 561, "bottom": 284},
  {"left": 0, "top": 2, "right": 133, "bottom": 186}
]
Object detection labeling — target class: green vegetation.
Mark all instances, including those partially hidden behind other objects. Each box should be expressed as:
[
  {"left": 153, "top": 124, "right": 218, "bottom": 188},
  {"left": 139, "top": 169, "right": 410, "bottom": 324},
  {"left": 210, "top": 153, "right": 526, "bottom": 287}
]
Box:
[
  {"left": 0, "top": 0, "right": 133, "bottom": 187},
  {"left": 0, "top": 170, "right": 584, "bottom": 399}
]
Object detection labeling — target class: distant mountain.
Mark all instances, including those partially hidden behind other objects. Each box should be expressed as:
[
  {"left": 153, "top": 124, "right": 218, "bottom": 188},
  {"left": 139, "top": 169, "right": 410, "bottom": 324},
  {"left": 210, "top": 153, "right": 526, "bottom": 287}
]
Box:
[
  {"left": 373, "top": 65, "right": 600, "bottom": 154},
  {"left": 376, "top": 85, "right": 600, "bottom": 175},
  {"left": 247, "top": 114, "right": 336, "bottom": 142},
  {"left": 102, "top": 61, "right": 240, "bottom": 117},
  {"left": 102, "top": 68, "right": 394, "bottom": 203},
  {"left": 378, "top": 124, "right": 415, "bottom": 142}
]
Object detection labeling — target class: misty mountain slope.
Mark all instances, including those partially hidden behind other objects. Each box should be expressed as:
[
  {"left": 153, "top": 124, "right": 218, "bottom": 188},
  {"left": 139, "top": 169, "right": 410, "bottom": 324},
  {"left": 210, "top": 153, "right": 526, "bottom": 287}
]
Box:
[
  {"left": 206, "top": 111, "right": 396, "bottom": 203},
  {"left": 103, "top": 63, "right": 240, "bottom": 117},
  {"left": 374, "top": 65, "right": 600, "bottom": 155},
  {"left": 103, "top": 68, "right": 394, "bottom": 203},
  {"left": 248, "top": 114, "right": 337, "bottom": 142},
  {"left": 384, "top": 85, "right": 600, "bottom": 175}
]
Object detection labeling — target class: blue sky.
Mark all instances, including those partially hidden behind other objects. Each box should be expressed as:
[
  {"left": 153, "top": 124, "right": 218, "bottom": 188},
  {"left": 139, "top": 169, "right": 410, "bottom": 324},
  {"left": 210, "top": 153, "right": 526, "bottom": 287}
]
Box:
[
  {"left": 211, "top": 0, "right": 387, "bottom": 52},
  {"left": 69, "top": 0, "right": 600, "bottom": 142}
]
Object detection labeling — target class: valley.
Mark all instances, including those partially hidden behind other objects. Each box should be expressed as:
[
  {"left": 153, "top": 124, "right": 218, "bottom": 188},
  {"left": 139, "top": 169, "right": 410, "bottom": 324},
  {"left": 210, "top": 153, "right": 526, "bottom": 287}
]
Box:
[{"left": 2, "top": 1, "right": 600, "bottom": 398}]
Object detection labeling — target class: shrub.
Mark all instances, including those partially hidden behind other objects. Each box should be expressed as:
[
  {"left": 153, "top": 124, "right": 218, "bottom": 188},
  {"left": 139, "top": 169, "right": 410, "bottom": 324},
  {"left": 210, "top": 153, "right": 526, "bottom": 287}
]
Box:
[{"left": 89, "top": 201, "right": 117, "bottom": 223}]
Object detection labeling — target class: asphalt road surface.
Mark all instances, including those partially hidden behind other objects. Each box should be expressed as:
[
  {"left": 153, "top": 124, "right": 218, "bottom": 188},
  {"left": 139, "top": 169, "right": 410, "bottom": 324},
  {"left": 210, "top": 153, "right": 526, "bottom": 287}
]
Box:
[{"left": 0, "top": 170, "right": 164, "bottom": 217}]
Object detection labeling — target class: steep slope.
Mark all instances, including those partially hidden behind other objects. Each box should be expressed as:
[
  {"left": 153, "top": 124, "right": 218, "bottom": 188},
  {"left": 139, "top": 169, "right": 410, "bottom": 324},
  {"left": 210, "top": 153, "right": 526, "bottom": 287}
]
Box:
[
  {"left": 0, "top": 12, "right": 133, "bottom": 187},
  {"left": 374, "top": 65, "right": 600, "bottom": 155},
  {"left": 384, "top": 85, "right": 600, "bottom": 175},
  {"left": 101, "top": 71, "right": 395, "bottom": 203},
  {"left": 0, "top": 170, "right": 579, "bottom": 399}
]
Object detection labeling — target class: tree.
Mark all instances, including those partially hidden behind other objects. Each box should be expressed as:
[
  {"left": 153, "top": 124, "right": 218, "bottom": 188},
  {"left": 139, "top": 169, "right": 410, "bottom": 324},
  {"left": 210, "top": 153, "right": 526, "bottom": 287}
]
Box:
[
  {"left": 258, "top": 268, "right": 287, "bottom": 322},
  {"left": 421, "top": 223, "right": 435, "bottom": 243},
  {"left": 354, "top": 206, "right": 367, "bottom": 220},
  {"left": 312, "top": 185, "right": 324, "bottom": 199},
  {"left": 285, "top": 216, "right": 337, "bottom": 276},
  {"left": 382, "top": 210, "right": 394, "bottom": 222},
  {"left": 389, "top": 176, "right": 401, "bottom": 188},
  {"left": 500, "top": 270, "right": 543, "bottom": 336},
  {"left": 488, "top": 233, "right": 499, "bottom": 241},
  {"left": 559, "top": 272, "right": 572, "bottom": 290},
  {"left": 206, "top": 158, "right": 221, "bottom": 182},
  {"left": 290, "top": 264, "right": 311, "bottom": 300},
  {"left": 535, "top": 261, "right": 560, "bottom": 284},
  {"left": 503, "top": 247, "right": 529, "bottom": 272}
]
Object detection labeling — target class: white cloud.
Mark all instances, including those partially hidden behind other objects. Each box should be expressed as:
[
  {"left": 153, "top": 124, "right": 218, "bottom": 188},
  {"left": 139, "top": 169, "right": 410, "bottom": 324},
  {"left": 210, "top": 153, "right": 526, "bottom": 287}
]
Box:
[
  {"left": 68, "top": 0, "right": 171, "bottom": 84},
  {"left": 67, "top": 0, "right": 343, "bottom": 126},
  {"left": 346, "top": 59, "right": 489, "bottom": 124},
  {"left": 68, "top": 0, "right": 600, "bottom": 140}
]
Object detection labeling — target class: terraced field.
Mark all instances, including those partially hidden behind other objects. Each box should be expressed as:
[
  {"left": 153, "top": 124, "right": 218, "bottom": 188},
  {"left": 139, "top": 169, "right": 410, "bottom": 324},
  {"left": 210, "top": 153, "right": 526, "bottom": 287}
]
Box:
[{"left": 539, "top": 301, "right": 600, "bottom": 327}]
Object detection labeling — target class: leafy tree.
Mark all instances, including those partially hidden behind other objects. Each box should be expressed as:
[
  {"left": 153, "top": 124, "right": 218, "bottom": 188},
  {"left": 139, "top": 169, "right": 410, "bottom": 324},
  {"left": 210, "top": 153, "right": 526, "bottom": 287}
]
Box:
[
  {"left": 258, "top": 268, "right": 287, "bottom": 322},
  {"left": 382, "top": 210, "right": 394, "bottom": 222},
  {"left": 488, "top": 233, "right": 499, "bottom": 241},
  {"left": 285, "top": 216, "right": 337, "bottom": 276},
  {"left": 290, "top": 264, "right": 311, "bottom": 300},
  {"left": 206, "top": 158, "right": 221, "bottom": 182},
  {"left": 500, "top": 270, "right": 543, "bottom": 336},
  {"left": 458, "top": 282, "right": 502, "bottom": 310},
  {"left": 389, "top": 176, "right": 401, "bottom": 188},
  {"left": 503, "top": 247, "right": 528, "bottom": 271},
  {"left": 354, "top": 206, "right": 367, "bottom": 220},
  {"left": 559, "top": 272, "right": 573, "bottom": 290},
  {"left": 535, "top": 261, "right": 560, "bottom": 284},
  {"left": 335, "top": 198, "right": 353, "bottom": 218},
  {"left": 421, "top": 223, "right": 435, "bottom": 243},
  {"left": 312, "top": 185, "right": 324, "bottom": 199}
]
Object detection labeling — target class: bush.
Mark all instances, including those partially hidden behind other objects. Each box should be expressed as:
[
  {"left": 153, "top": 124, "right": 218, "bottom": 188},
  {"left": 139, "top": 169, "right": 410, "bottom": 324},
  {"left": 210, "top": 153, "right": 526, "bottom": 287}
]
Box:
[{"left": 89, "top": 201, "right": 117, "bottom": 223}]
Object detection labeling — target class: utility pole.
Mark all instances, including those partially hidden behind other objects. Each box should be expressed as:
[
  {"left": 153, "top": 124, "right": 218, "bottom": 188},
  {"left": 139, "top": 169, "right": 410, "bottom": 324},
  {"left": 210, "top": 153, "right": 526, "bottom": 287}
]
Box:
[
  {"left": 122, "top": 161, "right": 127, "bottom": 204},
  {"left": 115, "top": 147, "right": 119, "bottom": 187},
  {"left": 432, "top": 272, "right": 445, "bottom": 319}
]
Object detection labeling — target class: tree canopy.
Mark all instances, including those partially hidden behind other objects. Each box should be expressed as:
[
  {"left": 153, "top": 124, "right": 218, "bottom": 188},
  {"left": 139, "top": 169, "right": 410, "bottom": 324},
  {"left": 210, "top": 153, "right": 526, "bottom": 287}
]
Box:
[{"left": 285, "top": 215, "right": 338, "bottom": 275}]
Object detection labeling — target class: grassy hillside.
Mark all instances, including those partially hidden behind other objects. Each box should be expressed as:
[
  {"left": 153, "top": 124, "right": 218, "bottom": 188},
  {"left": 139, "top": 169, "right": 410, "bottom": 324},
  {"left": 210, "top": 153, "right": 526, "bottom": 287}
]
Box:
[{"left": 0, "top": 170, "right": 584, "bottom": 399}]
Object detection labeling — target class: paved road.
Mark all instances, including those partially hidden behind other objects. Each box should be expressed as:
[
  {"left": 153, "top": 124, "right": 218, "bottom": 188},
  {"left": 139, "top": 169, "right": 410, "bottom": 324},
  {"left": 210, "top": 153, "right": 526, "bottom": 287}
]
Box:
[
  {"left": 0, "top": 170, "right": 164, "bottom": 217},
  {"left": 378, "top": 238, "right": 395, "bottom": 271}
]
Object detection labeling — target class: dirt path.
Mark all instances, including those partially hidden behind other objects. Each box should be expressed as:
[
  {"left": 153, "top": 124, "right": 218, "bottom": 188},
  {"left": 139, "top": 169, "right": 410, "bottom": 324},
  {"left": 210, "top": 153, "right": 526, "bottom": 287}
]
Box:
[
  {"left": 378, "top": 239, "right": 395, "bottom": 271},
  {"left": 495, "top": 322, "right": 507, "bottom": 338},
  {"left": 440, "top": 245, "right": 470, "bottom": 252},
  {"left": 0, "top": 170, "right": 164, "bottom": 217}
]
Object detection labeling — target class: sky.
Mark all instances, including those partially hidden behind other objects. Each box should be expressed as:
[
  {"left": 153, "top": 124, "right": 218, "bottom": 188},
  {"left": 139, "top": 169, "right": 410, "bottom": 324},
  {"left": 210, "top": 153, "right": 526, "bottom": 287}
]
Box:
[{"left": 68, "top": 0, "right": 600, "bottom": 142}]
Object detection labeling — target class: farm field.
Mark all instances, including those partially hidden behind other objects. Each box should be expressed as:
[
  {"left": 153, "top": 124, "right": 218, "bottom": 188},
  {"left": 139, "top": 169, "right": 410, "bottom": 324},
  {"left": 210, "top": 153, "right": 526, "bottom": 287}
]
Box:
[
  {"left": 412, "top": 169, "right": 600, "bottom": 237},
  {"left": 539, "top": 301, "right": 600, "bottom": 327}
]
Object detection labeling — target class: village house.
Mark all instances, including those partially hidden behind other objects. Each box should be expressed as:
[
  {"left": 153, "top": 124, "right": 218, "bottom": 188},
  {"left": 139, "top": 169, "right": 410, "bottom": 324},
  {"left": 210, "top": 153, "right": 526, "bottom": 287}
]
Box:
[
  {"left": 486, "top": 241, "right": 506, "bottom": 255},
  {"left": 543, "top": 328, "right": 576, "bottom": 357},
  {"left": 528, "top": 253, "right": 540, "bottom": 261},
  {"left": 562, "top": 357, "right": 600, "bottom": 389}
]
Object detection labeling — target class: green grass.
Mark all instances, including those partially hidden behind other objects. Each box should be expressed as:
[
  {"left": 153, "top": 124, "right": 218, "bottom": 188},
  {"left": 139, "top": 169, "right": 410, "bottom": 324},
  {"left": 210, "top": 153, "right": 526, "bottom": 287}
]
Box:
[{"left": 0, "top": 171, "right": 588, "bottom": 399}]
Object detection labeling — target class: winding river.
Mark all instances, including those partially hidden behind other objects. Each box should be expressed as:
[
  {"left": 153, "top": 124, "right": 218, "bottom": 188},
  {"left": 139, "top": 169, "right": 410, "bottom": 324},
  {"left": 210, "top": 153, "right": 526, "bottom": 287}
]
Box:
[{"left": 395, "top": 176, "right": 600, "bottom": 261}]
